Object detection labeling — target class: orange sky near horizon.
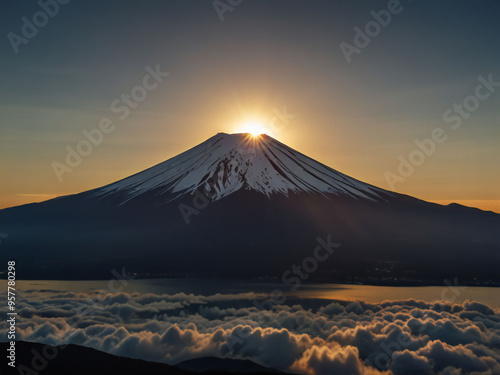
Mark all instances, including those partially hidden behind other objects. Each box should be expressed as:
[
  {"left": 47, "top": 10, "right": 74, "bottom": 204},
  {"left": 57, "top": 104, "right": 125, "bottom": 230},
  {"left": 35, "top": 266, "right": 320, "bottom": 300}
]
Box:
[{"left": 1, "top": 124, "right": 499, "bottom": 214}]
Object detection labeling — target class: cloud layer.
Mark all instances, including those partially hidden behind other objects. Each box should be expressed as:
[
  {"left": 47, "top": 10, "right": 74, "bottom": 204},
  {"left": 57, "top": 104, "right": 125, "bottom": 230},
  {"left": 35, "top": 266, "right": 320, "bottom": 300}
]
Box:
[{"left": 1, "top": 289, "right": 499, "bottom": 375}]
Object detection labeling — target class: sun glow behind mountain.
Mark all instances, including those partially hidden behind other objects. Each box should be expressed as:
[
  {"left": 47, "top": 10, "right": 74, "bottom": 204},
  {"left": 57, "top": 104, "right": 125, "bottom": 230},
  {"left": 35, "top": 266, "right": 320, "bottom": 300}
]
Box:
[{"left": 237, "top": 120, "right": 270, "bottom": 137}]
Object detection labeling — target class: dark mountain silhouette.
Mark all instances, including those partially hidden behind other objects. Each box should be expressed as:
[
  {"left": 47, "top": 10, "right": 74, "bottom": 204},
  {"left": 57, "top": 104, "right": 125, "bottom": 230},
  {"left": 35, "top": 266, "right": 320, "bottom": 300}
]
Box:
[
  {"left": 0, "top": 341, "right": 281, "bottom": 375},
  {"left": 177, "top": 357, "right": 283, "bottom": 373},
  {"left": 0, "top": 133, "right": 498, "bottom": 282}
]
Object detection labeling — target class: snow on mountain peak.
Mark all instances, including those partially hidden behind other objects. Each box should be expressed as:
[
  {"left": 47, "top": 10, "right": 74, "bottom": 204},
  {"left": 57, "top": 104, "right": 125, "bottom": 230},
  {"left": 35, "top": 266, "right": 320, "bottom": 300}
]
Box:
[{"left": 92, "top": 132, "right": 386, "bottom": 203}]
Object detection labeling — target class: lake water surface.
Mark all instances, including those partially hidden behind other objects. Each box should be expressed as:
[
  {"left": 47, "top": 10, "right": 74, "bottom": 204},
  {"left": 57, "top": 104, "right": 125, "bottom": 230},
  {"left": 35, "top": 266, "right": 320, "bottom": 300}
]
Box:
[{"left": 3, "top": 278, "right": 499, "bottom": 307}]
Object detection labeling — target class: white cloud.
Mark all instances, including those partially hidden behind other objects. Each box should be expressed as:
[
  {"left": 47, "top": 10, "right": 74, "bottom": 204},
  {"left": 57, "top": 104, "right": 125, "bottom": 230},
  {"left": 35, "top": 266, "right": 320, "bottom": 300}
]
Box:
[{"left": 1, "top": 291, "right": 499, "bottom": 375}]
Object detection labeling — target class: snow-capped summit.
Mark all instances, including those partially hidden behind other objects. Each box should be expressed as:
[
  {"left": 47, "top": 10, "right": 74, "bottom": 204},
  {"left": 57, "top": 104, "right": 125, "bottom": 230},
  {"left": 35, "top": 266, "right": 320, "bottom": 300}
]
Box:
[{"left": 93, "top": 132, "right": 386, "bottom": 203}]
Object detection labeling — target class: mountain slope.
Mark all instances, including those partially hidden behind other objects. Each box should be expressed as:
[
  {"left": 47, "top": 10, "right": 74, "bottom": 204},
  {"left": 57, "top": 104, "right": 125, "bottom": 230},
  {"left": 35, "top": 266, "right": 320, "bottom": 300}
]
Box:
[
  {"left": 0, "top": 133, "right": 498, "bottom": 282},
  {"left": 91, "top": 133, "right": 386, "bottom": 203}
]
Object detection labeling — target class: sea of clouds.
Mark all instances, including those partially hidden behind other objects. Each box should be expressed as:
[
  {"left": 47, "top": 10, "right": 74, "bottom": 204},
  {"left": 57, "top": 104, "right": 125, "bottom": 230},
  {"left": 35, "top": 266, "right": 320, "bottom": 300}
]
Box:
[{"left": 1, "top": 289, "right": 499, "bottom": 375}]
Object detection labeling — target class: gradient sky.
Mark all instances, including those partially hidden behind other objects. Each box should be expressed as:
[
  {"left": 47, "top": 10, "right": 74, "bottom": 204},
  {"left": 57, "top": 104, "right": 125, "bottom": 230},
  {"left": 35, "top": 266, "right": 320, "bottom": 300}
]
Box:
[{"left": 1, "top": 0, "right": 499, "bottom": 211}]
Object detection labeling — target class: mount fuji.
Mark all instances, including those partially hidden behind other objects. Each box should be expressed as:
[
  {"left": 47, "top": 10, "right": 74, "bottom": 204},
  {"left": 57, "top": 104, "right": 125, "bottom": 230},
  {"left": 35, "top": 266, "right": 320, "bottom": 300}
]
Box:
[
  {"left": 92, "top": 133, "right": 386, "bottom": 203},
  {"left": 1, "top": 133, "right": 499, "bottom": 282}
]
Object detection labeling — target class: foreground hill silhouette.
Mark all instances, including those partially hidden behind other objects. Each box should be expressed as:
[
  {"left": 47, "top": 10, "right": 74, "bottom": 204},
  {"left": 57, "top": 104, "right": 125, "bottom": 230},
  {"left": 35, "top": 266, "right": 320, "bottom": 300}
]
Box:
[{"left": 1, "top": 341, "right": 282, "bottom": 375}]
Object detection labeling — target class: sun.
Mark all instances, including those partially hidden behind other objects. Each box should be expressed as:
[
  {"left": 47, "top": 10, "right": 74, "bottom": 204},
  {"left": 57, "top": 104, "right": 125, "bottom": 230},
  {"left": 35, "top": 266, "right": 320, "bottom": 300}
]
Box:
[{"left": 239, "top": 120, "right": 269, "bottom": 138}]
